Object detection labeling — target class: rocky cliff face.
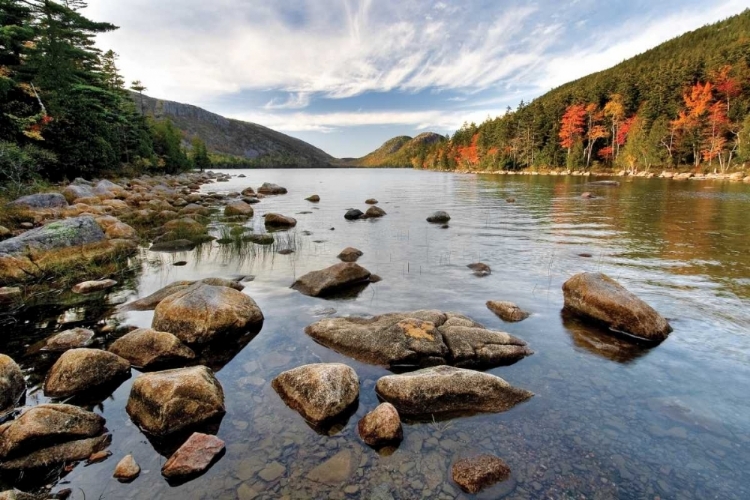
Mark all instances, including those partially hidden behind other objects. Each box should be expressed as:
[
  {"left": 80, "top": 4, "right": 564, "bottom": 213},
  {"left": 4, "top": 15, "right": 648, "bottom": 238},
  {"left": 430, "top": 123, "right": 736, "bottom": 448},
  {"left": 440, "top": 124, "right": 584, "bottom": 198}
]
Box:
[{"left": 133, "top": 93, "right": 333, "bottom": 167}]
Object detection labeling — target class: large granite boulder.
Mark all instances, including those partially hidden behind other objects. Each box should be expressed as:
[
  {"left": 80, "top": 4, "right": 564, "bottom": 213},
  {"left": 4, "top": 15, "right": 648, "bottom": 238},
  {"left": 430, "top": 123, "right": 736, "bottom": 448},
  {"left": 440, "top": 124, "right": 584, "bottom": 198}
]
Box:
[
  {"left": 305, "top": 310, "right": 531, "bottom": 369},
  {"left": 43, "top": 348, "right": 131, "bottom": 399},
  {"left": 224, "top": 201, "right": 254, "bottom": 217},
  {"left": 109, "top": 329, "right": 196, "bottom": 369},
  {"left": 271, "top": 363, "right": 359, "bottom": 426},
  {"left": 292, "top": 262, "right": 371, "bottom": 297},
  {"left": 118, "top": 278, "right": 244, "bottom": 312},
  {"left": 257, "top": 183, "right": 287, "bottom": 195},
  {"left": 562, "top": 272, "right": 672, "bottom": 342},
  {"left": 0, "top": 216, "right": 135, "bottom": 281},
  {"left": 264, "top": 213, "right": 297, "bottom": 228},
  {"left": 62, "top": 184, "right": 95, "bottom": 203},
  {"left": 9, "top": 193, "right": 68, "bottom": 210},
  {"left": 152, "top": 283, "right": 263, "bottom": 344},
  {"left": 0, "top": 355, "right": 25, "bottom": 416},
  {"left": 357, "top": 402, "right": 402, "bottom": 447},
  {"left": 375, "top": 366, "right": 533, "bottom": 416},
  {"left": 0, "top": 404, "right": 108, "bottom": 469},
  {"left": 126, "top": 366, "right": 225, "bottom": 436}
]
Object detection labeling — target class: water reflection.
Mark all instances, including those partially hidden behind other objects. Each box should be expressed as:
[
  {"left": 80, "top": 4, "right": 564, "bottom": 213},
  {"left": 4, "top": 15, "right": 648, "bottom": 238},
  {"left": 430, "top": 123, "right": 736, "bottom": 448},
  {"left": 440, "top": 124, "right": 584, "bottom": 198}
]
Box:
[
  {"left": 561, "top": 311, "right": 653, "bottom": 363},
  {"left": 2, "top": 170, "right": 750, "bottom": 499}
]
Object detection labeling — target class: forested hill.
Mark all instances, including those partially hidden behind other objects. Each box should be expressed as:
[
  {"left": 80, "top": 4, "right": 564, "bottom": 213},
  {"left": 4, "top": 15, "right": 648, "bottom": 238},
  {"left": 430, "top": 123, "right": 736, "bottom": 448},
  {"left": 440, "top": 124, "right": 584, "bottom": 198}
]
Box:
[
  {"left": 133, "top": 93, "right": 334, "bottom": 168},
  {"left": 340, "top": 132, "right": 446, "bottom": 167},
  {"left": 403, "top": 10, "right": 750, "bottom": 173}
]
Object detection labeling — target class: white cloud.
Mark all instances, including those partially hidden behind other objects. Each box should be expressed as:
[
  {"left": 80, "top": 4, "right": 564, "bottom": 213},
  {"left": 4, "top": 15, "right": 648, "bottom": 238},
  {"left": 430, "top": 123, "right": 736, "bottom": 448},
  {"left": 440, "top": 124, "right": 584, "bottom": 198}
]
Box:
[
  {"left": 264, "top": 92, "right": 311, "bottom": 110},
  {"left": 84, "top": 0, "right": 545, "bottom": 104},
  {"left": 228, "top": 107, "right": 498, "bottom": 134},
  {"left": 83, "top": 0, "right": 750, "bottom": 142}
]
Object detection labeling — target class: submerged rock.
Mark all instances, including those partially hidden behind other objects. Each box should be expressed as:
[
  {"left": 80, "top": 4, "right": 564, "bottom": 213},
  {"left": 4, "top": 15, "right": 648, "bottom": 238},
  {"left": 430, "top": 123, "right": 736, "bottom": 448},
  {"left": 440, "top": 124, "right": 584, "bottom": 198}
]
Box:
[
  {"left": 71, "top": 279, "right": 117, "bottom": 294},
  {"left": 271, "top": 363, "right": 359, "bottom": 425},
  {"left": 243, "top": 233, "right": 275, "bottom": 245},
  {"left": 292, "top": 262, "right": 371, "bottom": 297},
  {"left": 306, "top": 195, "right": 320, "bottom": 202},
  {"left": 365, "top": 198, "right": 378, "bottom": 205},
  {"left": 114, "top": 454, "right": 140, "bottom": 482},
  {"left": 264, "top": 213, "right": 297, "bottom": 228},
  {"left": 358, "top": 403, "right": 403, "bottom": 447},
  {"left": 0, "top": 404, "right": 108, "bottom": 469},
  {"left": 161, "top": 432, "right": 225, "bottom": 480},
  {"left": 109, "top": 329, "right": 195, "bottom": 369},
  {"left": 257, "top": 183, "right": 287, "bottom": 195},
  {"left": 149, "top": 239, "right": 197, "bottom": 252},
  {"left": 426, "top": 211, "right": 450, "bottom": 223},
  {"left": 43, "top": 348, "right": 130, "bottom": 399},
  {"left": 467, "top": 262, "right": 491, "bottom": 277},
  {"left": 486, "top": 301, "right": 530, "bottom": 322},
  {"left": 306, "top": 449, "right": 358, "bottom": 485},
  {"left": 344, "top": 209, "right": 363, "bottom": 220},
  {"left": 43, "top": 328, "right": 95, "bottom": 352},
  {"left": 152, "top": 283, "right": 263, "bottom": 344},
  {"left": 305, "top": 310, "right": 531, "bottom": 369},
  {"left": 126, "top": 366, "right": 225, "bottom": 436},
  {"left": 562, "top": 272, "right": 672, "bottom": 342},
  {"left": 375, "top": 365, "right": 533, "bottom": 416},
  {"left": 0, "top": 355, "right": 25, "bottom": 416},
  {"left": 452, "top": 454, "right": 511, "bottom": 494},
  {"left": 337, "top": 247, "right": 363, "bottom": 263}
]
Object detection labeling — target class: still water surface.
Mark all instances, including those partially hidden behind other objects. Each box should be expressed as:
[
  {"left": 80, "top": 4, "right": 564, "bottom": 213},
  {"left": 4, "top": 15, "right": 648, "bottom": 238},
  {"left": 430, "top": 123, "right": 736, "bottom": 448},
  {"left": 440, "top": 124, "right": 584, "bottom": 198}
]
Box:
[{"left": 2, "top": 169, "right": 750, "bottom": 499}]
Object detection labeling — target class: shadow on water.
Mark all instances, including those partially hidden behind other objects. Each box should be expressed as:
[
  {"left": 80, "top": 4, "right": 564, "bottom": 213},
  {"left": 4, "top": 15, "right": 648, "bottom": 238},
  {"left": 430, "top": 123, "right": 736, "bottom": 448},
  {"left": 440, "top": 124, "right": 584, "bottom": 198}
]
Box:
[
  {"left": 560, "top": 310, "right": 654, "bottom": 363},
  {"left": 196, "top": 324, "right": 264, "bottom": 372}
]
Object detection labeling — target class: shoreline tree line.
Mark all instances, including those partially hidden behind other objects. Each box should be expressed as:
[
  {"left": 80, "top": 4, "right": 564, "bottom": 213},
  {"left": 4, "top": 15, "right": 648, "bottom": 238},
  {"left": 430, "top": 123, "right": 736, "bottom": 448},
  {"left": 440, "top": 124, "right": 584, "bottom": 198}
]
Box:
[
  {"left": 0, "top": 0, "right": 209, "bottom": 194},
  {"left": 409, "top": 11, "right": 750, "bottom": 173}
]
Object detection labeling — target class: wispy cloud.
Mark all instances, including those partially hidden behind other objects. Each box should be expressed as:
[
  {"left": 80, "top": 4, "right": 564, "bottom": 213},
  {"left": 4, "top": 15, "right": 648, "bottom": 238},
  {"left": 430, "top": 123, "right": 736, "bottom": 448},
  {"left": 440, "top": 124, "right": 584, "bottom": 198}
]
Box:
[
  {"left": 84, "top": 0, "right": 750, "bottom": 156},
  {"left": 264, "top": 92, "right": 311, "bottom": 110}
]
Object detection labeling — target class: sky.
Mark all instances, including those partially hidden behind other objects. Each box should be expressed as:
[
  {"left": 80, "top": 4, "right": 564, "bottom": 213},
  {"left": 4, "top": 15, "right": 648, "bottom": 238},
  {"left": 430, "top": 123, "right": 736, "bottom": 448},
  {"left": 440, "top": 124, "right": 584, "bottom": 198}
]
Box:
[{"left": 85, "top": 0, "right": 750, "bottom": 158}]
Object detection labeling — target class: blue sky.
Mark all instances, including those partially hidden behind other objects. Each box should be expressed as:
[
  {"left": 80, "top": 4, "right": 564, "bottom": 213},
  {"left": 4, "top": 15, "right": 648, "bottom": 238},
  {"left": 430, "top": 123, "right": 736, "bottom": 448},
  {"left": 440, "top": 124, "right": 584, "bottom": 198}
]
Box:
[{"left": 86, "top": 0, "right": 750, "bottom": 158}]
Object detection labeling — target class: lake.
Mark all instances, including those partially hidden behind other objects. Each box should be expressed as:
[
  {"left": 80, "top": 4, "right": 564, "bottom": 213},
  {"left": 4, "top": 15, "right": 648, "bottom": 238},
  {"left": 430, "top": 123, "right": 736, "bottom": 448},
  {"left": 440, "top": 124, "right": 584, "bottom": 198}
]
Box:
[{"left": 2, "top": 168, "right": 749, "bottom": 499}]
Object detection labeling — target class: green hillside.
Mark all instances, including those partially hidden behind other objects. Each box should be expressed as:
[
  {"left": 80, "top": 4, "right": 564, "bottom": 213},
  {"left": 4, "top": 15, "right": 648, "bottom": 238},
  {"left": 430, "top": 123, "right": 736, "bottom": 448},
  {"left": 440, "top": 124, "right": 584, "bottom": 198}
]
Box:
[
  {"left": 393, "top": 10, "right": 750, "bottom": 173},
  {"left": 342, "top": 132, "right": 446, "bottom": 167}
]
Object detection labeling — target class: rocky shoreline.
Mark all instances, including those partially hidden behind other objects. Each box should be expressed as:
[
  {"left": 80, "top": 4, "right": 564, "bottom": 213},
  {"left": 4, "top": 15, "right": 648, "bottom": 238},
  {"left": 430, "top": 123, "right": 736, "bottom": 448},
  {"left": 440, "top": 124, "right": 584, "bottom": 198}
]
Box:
[
  {"left": 0, "top": 171, "right": 679, "bottom": 497},
  {"left": 451, "top": 168, "right": 750, "bottom": 182}
]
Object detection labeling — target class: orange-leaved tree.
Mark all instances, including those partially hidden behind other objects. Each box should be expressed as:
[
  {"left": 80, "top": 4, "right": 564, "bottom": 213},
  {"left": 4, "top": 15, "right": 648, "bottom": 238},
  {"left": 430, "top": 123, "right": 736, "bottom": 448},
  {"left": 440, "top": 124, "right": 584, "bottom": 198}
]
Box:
[{"left": 559, "top": 104, "right": 587, "bottom": 163}]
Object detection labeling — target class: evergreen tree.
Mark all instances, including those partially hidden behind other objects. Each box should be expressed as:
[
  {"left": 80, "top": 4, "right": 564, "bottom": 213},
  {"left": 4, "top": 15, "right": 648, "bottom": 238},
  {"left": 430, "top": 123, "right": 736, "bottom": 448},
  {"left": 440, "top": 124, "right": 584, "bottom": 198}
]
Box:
[{"left": 191, "top": 137, "right": 211, "bottom": 171}]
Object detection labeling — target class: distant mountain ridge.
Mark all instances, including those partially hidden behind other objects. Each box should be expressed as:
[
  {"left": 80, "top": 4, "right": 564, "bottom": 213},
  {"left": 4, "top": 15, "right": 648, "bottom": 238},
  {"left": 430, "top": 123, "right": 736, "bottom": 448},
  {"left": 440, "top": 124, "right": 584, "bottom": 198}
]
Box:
[
  {"left": 341, "top": 132, "right": 447, "bottom": 167},
  {"left": 133, "top": 93, "right": 334, "bottom": 167}
]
